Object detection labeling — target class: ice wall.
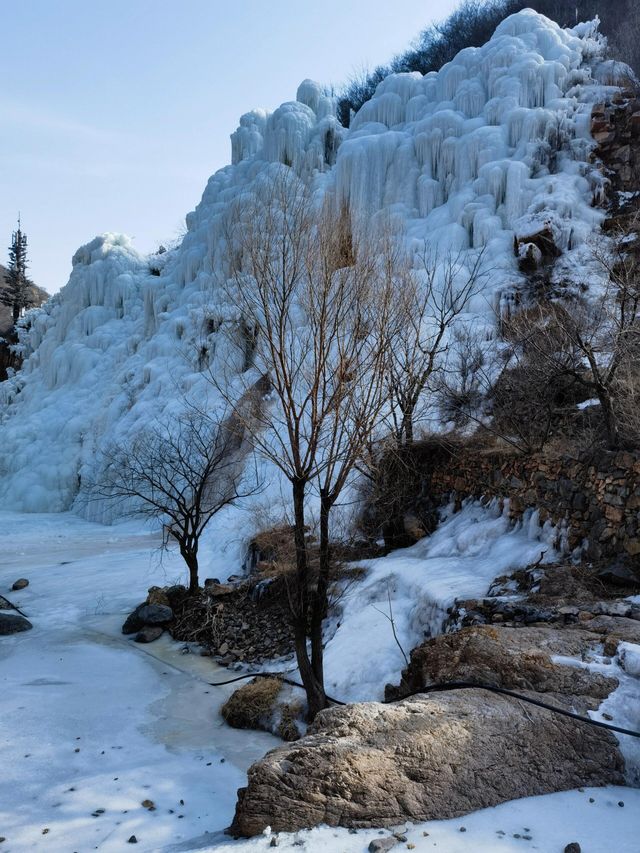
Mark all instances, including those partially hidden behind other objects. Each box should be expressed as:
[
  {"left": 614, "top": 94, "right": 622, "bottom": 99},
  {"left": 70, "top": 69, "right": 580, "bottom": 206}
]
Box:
[{"left": 0, "top": 11, "right": 631, "bottom": 513}]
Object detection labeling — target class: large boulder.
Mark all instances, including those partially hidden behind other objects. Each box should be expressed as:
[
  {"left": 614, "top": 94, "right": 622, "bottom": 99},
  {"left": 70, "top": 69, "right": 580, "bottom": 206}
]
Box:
[
  {"left": 230, "top": 690, "right": 624, "bottom": 837},
  {"left": 122, "top": 602, "right": 174, "bottom": 634},
  {"left": 0, "top": 613, "right": 33, "bottom": 634}
]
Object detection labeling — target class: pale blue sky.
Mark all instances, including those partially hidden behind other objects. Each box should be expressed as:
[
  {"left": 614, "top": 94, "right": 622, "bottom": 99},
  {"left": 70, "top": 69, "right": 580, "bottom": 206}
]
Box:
[{"left": 2, "top": 0, "right": 458, "bottom": 293}]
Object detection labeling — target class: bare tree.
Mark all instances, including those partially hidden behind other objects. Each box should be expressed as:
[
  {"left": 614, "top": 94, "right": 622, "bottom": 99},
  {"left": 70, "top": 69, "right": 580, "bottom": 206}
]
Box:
[
  {"left": 213, "top": 169, "right": 396, "bottom": 718},
  {"left": 384, "top": 240, "right": 485, "bottom": 446},
  {"left": 440, "top": 220, "right": 640, "bottom": 453},
  {"left": 91, "top": 406, "right": 258, "bottom": 592}
]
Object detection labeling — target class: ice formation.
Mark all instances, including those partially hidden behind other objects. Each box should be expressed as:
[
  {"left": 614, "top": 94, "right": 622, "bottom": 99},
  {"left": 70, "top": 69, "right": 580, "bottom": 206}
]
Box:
[{"left": 0, "top": 10, "right": 631, "bottom": 514}]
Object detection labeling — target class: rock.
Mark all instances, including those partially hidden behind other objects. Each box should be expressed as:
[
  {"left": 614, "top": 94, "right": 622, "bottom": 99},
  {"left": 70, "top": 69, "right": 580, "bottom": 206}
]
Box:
[
  {"left": 127, "top": 836, "right": 138, "bottom": 844},
  {"left": 134, "top": 626, "right": 164, "bottom": 643},
  {"left": 164, "top": 585, "right": 189, "bottom": 609},
  {"left": 368, "top": 838, "right": 397, "bottom": 852},
  {"left": 231, "top": 691, "right": 623, "bottom": 836},
  {"left": 0, "top": 613, "right": 33, "bottom": 634},
  {"left": 564, "top": 844, "right": 581, "bottom": 853},
  {"left": 11, "top": 578, "right": 29, "bottom": 591},
  {"left": 146, "top": 586, "right": 170, "bottom": 607},
  {"left": 204, "top": 583, "right": 235, "bottom": 597},
  {"left": 388, "top": 626, "right": 617, "bottom": 703},
  {"left": 596, "top": 563, "right": 640, "bottom": 588},
  {"left": 0, "top": 595, "right": 17, "bottom": 610},
  {"left": 588, "top": 615, "right": 640, "bottom": 645},
  {"left": 137, "top": 604, "right": 173, "bottom": 625},
  {"left": 121, "top": 604, "right": 147, "bottom": 635}
]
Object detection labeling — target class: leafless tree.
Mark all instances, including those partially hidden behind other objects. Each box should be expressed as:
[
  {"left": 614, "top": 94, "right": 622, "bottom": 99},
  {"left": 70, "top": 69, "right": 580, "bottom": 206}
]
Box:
[
  {"left": 384, "top": 239, "right": 485, "bottom": 445},
  {"left": 440, "top": 221, "right": 640, "bottom": 453},
  {"left": 213, "top": 169, "right": 396, "bottom": 718},
  {"left": 90, "top": 406, "right": 259, "bottom": 592}
]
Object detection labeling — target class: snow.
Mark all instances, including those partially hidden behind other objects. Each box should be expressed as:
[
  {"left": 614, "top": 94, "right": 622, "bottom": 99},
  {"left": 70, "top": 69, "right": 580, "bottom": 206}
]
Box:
[
  {"left": 0, "top": 511, "right": 279, "bottom": 852},
  {"left": 552, "top": 646, "right": 640, "bottom": 785},
  {"left": 2, "top": 510, "right": 638, "bottom": 853},
  {"left": 323, "top": 500, "right": 559, "bottom": 702},
  {"left": 0, "top": 10, "right": 628, "bottom": 517},
  {"left": 205, "top": 787, "right": 640, "bottom": 852}
]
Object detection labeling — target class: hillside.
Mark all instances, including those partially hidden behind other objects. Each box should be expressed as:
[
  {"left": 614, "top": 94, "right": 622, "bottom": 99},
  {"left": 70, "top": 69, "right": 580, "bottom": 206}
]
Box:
[
  {"left": 0, "top": 264, "right": 48, "bottom": 337},
  {"left": 0, "top": 264, "right": 48, "bottom": 381},
  {"left": 0, "top": 9, "right": 632, "bottom": 515}
]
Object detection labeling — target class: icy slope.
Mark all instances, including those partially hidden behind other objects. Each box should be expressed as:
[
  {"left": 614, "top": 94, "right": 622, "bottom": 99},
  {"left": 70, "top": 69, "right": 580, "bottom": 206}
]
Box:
[
  {"left": 0, "top": 10, "right": 631, "bottom": 514},
  {"left": 323, "top": 499, "right": 559, "bottom": 702}
]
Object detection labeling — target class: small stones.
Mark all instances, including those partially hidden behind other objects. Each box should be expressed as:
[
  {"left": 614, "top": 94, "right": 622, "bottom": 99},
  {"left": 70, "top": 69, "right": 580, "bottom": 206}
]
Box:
[
  {"left": 141, "top": 799, "right": 156, "bottom": 811},
  {"left": 564, "top": 844, "right": 581, "bottom": 853},
  {"left": 12, "top": 578, "right": 29, "bottom": 591},
  {"left": 368, "top": 838, "right": 397, "bottom": 853},
  {"left": 127, "top": 836, "right": 138, "bottom": 844},
  {"left": 618, "top": 800, "right": 625, "bottom": 807},
  {"left": 134, "top": 625, "right": 164, "bottom": 643}
]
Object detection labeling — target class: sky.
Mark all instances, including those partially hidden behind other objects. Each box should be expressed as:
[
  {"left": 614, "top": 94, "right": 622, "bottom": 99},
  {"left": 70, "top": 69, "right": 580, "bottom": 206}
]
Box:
[{"left": 1, "top": 0, "right": 459, "bottom": 294}]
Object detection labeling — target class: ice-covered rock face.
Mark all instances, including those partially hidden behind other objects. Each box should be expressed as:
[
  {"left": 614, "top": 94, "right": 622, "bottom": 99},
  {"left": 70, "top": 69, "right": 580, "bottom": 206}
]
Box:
[{"left": 0, "top": 10, "right": 629, "bottom": 513}]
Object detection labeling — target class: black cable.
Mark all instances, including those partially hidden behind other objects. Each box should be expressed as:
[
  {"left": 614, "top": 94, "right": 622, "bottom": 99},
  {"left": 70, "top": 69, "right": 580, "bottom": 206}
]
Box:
[{"left": 208, "top": 672, "right": 640, "bottom": 738}]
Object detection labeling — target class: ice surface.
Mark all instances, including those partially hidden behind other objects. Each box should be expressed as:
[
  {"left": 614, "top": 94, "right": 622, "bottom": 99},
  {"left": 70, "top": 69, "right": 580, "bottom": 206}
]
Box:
[
  {"left": 0, "top": 511, "right": 279, "bottom": 852},
  {"left": 2, "top": 511, "right": 637, "bottom": 852}
]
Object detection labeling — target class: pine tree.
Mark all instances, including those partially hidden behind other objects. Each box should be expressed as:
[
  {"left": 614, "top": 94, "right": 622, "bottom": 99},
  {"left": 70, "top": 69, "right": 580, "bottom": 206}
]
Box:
[{"left": 1, "top": 217, "right": 32, "bottom": 325}]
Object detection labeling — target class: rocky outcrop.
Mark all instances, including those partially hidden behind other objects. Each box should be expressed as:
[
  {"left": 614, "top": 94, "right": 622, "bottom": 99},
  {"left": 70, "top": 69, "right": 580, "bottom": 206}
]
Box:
[
  {"left": 388, "top": 625, "right": 617, "bottom": 705},
  {"left": 230, "top": 688, "right": 624, "bottom": 836}
]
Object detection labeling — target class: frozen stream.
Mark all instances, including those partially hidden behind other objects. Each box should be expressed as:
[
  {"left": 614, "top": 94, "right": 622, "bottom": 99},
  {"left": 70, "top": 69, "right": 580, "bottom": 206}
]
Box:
[
  {"left": 0, "top": 512, "right": 278, "bottom": 852},
  {"left": 1, "top": 510, "right": 639, "bottom": 853}
]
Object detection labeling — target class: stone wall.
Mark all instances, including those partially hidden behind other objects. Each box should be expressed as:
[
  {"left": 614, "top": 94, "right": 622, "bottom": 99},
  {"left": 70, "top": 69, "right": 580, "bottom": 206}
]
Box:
[{"left": 424, "top": 445, "right": 640, "bottom": 561}]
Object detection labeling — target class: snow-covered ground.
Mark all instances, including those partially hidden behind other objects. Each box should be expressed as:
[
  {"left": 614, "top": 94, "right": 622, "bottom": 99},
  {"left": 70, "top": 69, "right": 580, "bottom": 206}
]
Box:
[
  {"left": 0, "top": 511, "right": 279, "bottom": 852},
  {"left": 2, "top": 510, "right": 638, "bottom": 852}
]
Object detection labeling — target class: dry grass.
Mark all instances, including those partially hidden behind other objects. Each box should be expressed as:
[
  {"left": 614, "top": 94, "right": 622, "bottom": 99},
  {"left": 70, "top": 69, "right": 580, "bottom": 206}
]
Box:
[{"left": 221, "top": 676, "right": 283, "bottom": 730}]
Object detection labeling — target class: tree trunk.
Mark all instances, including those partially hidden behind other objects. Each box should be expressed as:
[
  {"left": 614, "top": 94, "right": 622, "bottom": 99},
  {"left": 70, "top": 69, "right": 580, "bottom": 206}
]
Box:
[
  {"left": 598, "top": 386, "right": 620, "bottom": 450},
  {"left": 310, "top": 490, "right": 332, "bottom": 690},
  {"left": 182, "top": 549, "right": 200, "bottom": 593},
  {"left": 402, "top": 401, "right": 415, "bottom": 445},
  {"left": 291, "top": 476, "right": 328, "bottom": 720}
]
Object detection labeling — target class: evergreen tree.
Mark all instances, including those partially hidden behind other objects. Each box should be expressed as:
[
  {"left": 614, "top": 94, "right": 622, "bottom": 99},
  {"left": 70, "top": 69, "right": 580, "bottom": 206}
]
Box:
[{"left": 1, "top": 218, "right": 32, "bottom": 325}]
